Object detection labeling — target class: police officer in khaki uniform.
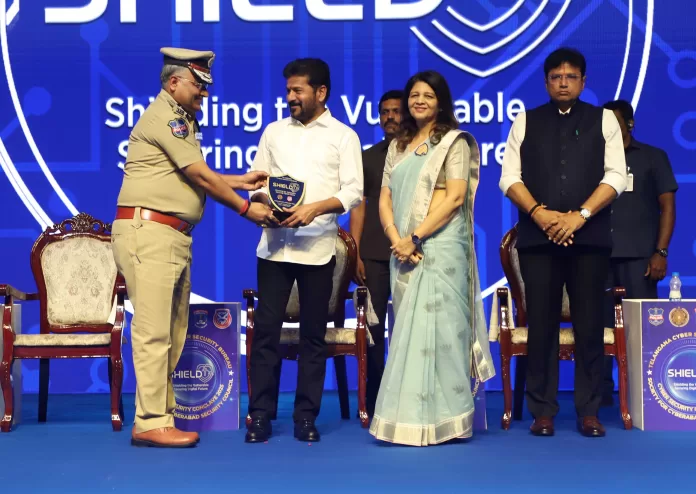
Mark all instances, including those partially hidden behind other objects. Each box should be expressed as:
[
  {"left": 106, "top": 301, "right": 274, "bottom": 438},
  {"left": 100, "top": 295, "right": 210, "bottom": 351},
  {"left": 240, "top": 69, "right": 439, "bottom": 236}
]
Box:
[{"left": 112, "top": 47, "right": 278, "bottom": 448}]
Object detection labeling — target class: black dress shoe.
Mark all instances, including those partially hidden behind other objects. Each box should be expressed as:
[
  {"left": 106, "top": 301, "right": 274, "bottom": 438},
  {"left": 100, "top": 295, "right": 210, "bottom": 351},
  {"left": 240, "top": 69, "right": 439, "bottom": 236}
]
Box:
[
  {"left": 529, "top": 417, "right": 554, "bottom": 436},
  {"left": 294, "top": 419, "right": 320, "bottom": 442},
  {"left": 577, "top": 416, "right": 606, "bottom": 438},
  {"left": 245, "top": 417, "right": 272, "bottom": 443}
]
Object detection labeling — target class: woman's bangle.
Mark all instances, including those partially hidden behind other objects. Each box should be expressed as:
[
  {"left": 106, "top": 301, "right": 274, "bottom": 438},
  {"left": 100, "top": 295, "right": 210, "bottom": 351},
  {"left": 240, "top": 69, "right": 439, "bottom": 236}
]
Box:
[{"left": 384, "top": 223, "right": 396, "bottom": 233}]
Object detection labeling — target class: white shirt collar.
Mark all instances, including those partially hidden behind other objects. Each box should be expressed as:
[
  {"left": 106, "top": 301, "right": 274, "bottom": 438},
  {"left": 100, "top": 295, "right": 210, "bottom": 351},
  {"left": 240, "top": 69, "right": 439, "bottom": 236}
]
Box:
[
  {"left": 557, "top": 101, "right": 578, "bottom": 115},
  {"left": 289, "top": 107, "right": 332, "bottom": 128}
]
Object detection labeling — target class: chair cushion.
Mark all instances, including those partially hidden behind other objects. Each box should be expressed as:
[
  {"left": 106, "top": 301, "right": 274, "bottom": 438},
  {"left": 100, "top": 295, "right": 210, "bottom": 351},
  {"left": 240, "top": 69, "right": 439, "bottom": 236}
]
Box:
[
  {"left": 510, "top": 327, "right": 615, "bottom": 345},
  {"left": 280, "top": 327, "right": 375, "bottom": 347},
  {"left": 40, "top": 237, "right": 118, "bottom": 326},
  {"left": 14, "top": 333, "right": 112, "bottom": 347},
  {"left": 285, "top": 236, "right": 349, "bottom": 319}
]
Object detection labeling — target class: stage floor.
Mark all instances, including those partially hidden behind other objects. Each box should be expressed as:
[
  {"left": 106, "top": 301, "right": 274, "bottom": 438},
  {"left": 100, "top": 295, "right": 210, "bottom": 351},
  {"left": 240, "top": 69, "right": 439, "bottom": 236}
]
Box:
[{"left": 0, "top": 391, "right": 691, "bottom": 493}]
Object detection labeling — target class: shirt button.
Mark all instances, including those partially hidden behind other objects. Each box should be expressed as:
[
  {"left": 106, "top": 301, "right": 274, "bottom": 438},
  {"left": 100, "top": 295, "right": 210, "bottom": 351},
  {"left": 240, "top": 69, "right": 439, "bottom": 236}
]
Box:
[
  {"left": 561, "top": 160, "right": 566, "bottom": 165},
  {"left": 561, "top": 131, "right": 567, "bottom": 137},
  {"left": 561, "top": 145, "right": 567, "bottom": 151},
  {"left": 560, "top": 190, "right": 567, "bottom": 196},
  {"left": 561, "top": 174, "right": 567, "bottom": 180}
]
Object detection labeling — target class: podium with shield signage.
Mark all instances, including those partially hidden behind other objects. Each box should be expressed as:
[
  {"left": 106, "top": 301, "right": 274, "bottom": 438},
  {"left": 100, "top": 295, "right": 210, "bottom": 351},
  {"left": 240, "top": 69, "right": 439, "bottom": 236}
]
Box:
[
  {"left": 172, "top": 303, "right": 241, "bottom": 431},
  {"left": 624, "top": 300, "right": 696, "bottom": 431}
]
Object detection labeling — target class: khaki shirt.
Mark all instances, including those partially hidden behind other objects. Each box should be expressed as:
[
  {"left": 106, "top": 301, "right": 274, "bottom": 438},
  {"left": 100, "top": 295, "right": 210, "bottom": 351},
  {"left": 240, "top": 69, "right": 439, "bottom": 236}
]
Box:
[{"left": 117, "top": 90, "right": 206, "bottom": 225}]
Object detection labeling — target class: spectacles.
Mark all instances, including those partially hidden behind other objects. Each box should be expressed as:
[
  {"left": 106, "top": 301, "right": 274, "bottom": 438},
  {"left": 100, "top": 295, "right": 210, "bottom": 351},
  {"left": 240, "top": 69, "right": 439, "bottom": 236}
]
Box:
[
  {"left": 176, "top": 76, "right": 208, "bottom": 90},
  {"left": 548, "top": 74, "right": 582, "bottom": 83}
]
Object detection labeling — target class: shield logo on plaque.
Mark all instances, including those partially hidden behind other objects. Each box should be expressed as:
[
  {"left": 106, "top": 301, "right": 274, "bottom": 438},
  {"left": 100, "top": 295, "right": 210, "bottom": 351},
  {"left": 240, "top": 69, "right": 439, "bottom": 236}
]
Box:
[
  {"left": 648, "top": 307, "right": 664, "bottom": 326},
  {"left": 213, "top": 308, "right": 232, "bottom": 329},
  {"left": 194, "top": 310, "right": 208, "bottom": 328},
  {"left": 268, "top": 175, "right": 305, "bottom": 221}
]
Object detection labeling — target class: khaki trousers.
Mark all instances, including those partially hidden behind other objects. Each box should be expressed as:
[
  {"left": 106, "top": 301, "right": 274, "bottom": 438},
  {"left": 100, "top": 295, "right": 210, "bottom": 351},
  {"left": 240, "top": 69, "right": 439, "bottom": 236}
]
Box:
[{"left": 111, "top": 209, "right": 192, "bottom": 433}]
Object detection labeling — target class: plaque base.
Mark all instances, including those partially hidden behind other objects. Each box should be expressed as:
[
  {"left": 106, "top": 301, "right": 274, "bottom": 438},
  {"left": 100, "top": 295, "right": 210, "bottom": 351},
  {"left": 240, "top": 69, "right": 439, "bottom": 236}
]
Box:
[{"left": 272, "top": 209, "right": 291, "bottom": 222}]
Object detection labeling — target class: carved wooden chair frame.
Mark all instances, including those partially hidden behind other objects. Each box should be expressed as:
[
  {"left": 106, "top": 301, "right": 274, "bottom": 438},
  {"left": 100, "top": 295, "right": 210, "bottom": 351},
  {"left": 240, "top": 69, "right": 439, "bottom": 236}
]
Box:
[
  {"left": 0, "top": 213, "right": 126, "bottom": 432},
  {"left": 496, "top": 224, "right": 632, "bottom": 430},
  {"left": 243, "top": 228, "right": 370, "bottom": 428}
]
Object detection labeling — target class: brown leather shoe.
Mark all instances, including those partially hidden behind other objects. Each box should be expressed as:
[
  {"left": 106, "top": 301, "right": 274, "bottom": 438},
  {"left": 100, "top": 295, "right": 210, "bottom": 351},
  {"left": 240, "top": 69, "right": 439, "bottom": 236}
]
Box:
[
  {"left": 530, "top": 417, "right": 554, "bottom": 436},
  {"left": 577, "top": 416, "right": 606, "bottom": 437},
  {"left": 131, "top": 426, "right": 200, "bottom": 448}
]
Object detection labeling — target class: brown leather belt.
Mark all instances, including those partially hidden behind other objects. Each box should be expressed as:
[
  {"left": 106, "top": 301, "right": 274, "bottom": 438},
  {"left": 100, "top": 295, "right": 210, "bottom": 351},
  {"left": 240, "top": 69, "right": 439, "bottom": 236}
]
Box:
[{"left": 115, "top": 207, "right": 194, "bottom": 235}]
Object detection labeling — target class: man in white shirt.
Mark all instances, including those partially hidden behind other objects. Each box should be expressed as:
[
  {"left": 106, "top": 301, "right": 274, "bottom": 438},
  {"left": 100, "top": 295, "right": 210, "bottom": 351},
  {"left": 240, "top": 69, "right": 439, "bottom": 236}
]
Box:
[
  {"left": 499, "top": 48, "right": 627, "bottom": 438},
  {"left": 245, "top": 58, "right": 363, "bottom": 443}
]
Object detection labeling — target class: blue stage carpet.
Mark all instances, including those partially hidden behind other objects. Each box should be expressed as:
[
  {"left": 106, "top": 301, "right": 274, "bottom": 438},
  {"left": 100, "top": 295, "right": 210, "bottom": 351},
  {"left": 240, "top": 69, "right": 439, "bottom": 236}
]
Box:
[{"left": 0, "top": 391, "right": 691, "bottom": 493}]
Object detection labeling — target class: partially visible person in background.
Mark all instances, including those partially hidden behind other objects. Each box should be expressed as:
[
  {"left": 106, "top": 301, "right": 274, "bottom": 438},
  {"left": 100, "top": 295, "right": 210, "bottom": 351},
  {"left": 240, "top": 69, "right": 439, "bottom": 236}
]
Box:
[
  {"left": 601, "top": 99, "right": 678, "bottom": 406},
  {"left": 349, "top": 89, "right": 402, "bottom": 418}
]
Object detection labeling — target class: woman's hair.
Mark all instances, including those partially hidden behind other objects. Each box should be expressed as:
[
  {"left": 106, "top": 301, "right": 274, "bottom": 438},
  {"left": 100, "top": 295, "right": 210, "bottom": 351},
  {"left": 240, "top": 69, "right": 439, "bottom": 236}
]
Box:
[{"left": 395, "top": 70, "right": 458, "bottom": 152}]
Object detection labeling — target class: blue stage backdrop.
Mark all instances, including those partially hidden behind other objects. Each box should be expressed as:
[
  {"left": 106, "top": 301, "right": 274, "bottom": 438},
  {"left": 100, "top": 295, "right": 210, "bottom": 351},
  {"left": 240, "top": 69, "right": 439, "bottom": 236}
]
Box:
[{"left": 1, "top": 1, "right": 694, "bottom": 396}]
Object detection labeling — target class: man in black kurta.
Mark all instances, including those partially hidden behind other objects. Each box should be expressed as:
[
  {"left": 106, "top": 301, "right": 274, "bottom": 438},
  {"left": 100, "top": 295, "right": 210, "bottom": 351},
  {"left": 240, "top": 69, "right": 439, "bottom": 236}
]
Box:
[{"left": 499, "top": 48, "right": 627, "bottom": 437}]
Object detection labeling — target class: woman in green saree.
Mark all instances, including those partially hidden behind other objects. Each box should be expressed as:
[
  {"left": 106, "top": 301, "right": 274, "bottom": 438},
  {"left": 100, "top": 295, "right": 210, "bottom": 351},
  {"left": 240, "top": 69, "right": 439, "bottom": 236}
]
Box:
[{"left": 369, "top": 71, "right": 495, "bottom": 446}]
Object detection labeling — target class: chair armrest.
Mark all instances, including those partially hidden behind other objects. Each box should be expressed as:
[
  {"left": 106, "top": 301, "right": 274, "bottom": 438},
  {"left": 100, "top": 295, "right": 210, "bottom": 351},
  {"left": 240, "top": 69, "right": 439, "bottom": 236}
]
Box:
[
  {"left": 497, "top": 287, "right": 512, "bottom": 332},
  {"left": 611, "top": 286, "right": 626, "bottom": 331},
  {"left": 2, "top": 295, "right": 18, "bottom": 339},
  {"left": 354, "top": 287, "right": 371, "bottom": 346},
  {"left": 354, "top": 286, "right": 368, "bottom": 331},
  {"left": 243, "top": 289, "right": 257, "bottom": 331},
  {"left": 611, "top": 286, "right": 626, "bottom": 302},
  {"left": 0, "top": 283, "right": 39, "bottom": 302},
  {"left": 488, "top": 287, "right": 515, "bottom": 351},
  {"left": 116, "top": 278, "right": 127, "bottom": 296},
  {"left": 355, "top": 287, "right": 367, "bottom": 306}
]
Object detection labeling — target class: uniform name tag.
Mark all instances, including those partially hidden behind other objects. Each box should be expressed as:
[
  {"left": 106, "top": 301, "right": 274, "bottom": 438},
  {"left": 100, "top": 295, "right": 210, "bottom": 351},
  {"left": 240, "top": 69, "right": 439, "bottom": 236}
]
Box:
[
  {"left": 195, "top": 132, "right": 203, "bottom": 141},
  {"left": 626, "top": 173, "right": 634, "bottom": 192}
]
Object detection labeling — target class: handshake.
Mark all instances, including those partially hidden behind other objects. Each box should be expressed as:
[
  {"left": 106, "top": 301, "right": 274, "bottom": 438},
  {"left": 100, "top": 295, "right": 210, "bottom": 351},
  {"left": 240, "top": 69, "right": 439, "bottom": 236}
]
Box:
[{"left": 232, "top": 171, "right": 316, "bottom": 229}]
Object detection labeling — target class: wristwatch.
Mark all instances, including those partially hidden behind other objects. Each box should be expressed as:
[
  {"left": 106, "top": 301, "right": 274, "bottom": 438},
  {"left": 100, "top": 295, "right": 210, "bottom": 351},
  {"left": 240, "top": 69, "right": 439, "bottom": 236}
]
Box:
[
  {"left": 411, "top": 233, "right": 422, "bottom": 246},
  {"left": 579, "top": 208, "right": 591, "bottom": 221},
  {"left": 655, "top": 248, "right": 668, "bottom": 258}
]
